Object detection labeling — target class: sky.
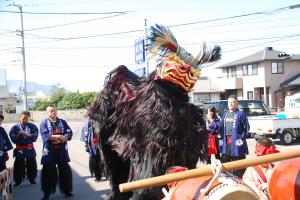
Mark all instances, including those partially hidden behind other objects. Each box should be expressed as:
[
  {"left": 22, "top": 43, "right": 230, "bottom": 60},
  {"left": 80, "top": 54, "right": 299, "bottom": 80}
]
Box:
[{"left": 1, "top": 0, "right": 300, "bottom": 93}]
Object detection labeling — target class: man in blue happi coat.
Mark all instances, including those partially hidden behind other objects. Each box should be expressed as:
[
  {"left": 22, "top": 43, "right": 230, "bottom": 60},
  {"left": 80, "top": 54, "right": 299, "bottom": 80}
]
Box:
[
  {"left": 220, "top": 95, "right": 250, "bottom": 178},
  {"left": 81, "top": 117, "right": 103, "bottom": 181},
  {"left": 0, "top": 114, "right": 13, "bottom": 172},
  {"left": 9, "top": 111, "right": 38, "bottom": 188},
  {"left": 40, "top": 105, "right": 73, "bottom": 200}
]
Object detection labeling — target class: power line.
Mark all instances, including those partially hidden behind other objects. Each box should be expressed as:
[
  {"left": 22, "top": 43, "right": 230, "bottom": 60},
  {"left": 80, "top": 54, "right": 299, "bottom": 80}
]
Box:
[
  {"left": 24, "top": 0, "right": 111, "bottom": 6},
  {"left": 168, "top": 5, "right": 299, "bottom": 28},
  {"left": 12, "top": 29, "right": 143, "bottom": 45},
  {"left": 1, "top": 4, "right": 298, "bottom": 45},
  {"left": 20, "top": 33, "right": 300, "bottom": 50},
  {"left": 25, "top": 45, "right": 133, "bottom": 50},
  {"left": 1, "top": 63, "right": 135, "bottom": 68},
  {"left": 23, "top": 13, "right": 126, "bottom": 32},
  {"left": 175, "top": 13, "right": 300, "bottom": 34},
  {"left": 223, "top": 33, "right": 300, "bottom": 53},
  {"left": 0, "top": 10, "right": 131, "bottom": 15}
]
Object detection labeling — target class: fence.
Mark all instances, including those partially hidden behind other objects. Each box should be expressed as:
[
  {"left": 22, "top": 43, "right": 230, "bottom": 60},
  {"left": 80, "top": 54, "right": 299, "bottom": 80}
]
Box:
[{"left": 3, "top": 109, "right": 87, "bottom": 123}]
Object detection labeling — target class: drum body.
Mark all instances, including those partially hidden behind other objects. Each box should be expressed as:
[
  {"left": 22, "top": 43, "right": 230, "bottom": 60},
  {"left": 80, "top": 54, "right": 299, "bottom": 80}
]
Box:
[
  {"left": 169, "top": 173, "right": 258, "bottom": 200},
  {"left": 268, "top": 158, "right": 300, "bottom": 200}
]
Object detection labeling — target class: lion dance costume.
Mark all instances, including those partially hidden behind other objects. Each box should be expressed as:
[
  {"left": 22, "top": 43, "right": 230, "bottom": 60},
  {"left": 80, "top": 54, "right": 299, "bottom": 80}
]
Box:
[{"left": 88, "top": 24, "right": 221, "bottom": 200}]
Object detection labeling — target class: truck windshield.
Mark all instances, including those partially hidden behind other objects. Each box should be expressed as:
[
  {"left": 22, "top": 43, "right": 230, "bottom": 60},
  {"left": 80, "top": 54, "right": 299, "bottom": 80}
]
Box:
[
  {"left": 238, "top": 101, "right": 271, "bottom": 116},
  {"left": 289, "top": 99, "right": 300, "bottom": 108}
]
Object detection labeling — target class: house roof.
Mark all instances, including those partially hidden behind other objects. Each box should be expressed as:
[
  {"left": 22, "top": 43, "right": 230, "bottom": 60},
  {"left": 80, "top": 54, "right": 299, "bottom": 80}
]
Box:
[
  {"left": 218, "top": 47, "right": 300, "bottom": 68},
  {"left": 280, "top": 72, "right": 300, "bottom": 87}
]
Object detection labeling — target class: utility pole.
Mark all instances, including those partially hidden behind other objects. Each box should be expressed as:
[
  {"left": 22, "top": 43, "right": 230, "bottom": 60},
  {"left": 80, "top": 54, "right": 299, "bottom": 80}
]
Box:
[
  {"left": 144, "top": 18, "right": 149, "bottom": 76},
  {"left": 14, "top": 4, "right": 28, "bottom": 111}
]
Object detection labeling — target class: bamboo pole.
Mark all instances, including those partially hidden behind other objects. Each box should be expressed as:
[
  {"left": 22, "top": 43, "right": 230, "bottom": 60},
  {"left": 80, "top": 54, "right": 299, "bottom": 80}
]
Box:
[{"left": 119, "top": 148, "right": 300, "bottom": 192}]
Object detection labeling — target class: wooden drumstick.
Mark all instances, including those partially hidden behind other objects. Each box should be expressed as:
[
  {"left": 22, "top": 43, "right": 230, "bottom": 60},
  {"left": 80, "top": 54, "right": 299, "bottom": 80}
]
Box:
[{"left": 119, "top": 148, "right": 300, "bottom": 192}]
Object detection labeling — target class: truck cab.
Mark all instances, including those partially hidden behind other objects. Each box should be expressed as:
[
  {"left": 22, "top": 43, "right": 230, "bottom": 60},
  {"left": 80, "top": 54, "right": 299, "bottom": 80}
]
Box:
[{"left": 285, "top": 92, "right": 300, "bottom": 118}]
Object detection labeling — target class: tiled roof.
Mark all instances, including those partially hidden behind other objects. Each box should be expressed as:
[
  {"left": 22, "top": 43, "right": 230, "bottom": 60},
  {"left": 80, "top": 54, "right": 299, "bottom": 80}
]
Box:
[
  {"left": 280, "top": 72, "right": 300, "bottom": 87},
  {"left": 218, "top": 47, "right": 300, "bottom": 68}
]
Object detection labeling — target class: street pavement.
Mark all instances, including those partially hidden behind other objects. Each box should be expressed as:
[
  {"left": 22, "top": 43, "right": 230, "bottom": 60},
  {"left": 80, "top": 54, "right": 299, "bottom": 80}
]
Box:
[
  {"left": 6, "top": 139, "right": 110, "bottom": 200},
  {"left": 2, "top": 122, "right": 300, "bottom": 200}
]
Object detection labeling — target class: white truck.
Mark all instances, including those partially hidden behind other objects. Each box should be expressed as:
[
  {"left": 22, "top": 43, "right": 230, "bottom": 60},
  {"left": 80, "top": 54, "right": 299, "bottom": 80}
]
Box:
[{"left": 249, "top": 92, "right": 300, "bottom": 145}]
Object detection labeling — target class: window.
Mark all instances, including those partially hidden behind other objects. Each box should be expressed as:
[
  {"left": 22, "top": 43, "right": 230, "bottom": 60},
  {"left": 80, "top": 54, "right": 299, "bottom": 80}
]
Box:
[
  {"left": 289, "top": 99, "right": 300, "bottom": 108},
  {"left": 239, "top": 101, "right": 270, "bottom": 116},
  {"left": 243, "top": 66, "right": 247, "bottom": 75},
  {"left": 227, "top": 67, "right": 236, "bottom": 77},
  {"left": 243, "top": 64, "right": 258, "bottom": 76},
  {"left": 252, "top": 64, "right": 258, "bottom": 75},
  {"left": 247, "top": 91, "right": 253, "bottom": 100},
  {"left": 272, "top": 62, "right": 284, "bottom": 74}
]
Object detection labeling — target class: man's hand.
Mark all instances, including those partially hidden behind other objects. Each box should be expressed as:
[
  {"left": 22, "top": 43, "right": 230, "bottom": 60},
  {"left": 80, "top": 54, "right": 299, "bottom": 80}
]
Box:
[
  {"left": 23, "top": 131, "right": 31, "bottom": 137},
  {"left": 59, "top": 135, "right": 69, "bottom": 142},
  {"left": 18, "top": 131, "right": 24, "bottom": 137}
]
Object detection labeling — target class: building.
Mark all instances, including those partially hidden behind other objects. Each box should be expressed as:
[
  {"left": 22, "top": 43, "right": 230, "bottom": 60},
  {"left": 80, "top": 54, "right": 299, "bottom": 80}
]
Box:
[
  {"left": 195, "top": 47, "right": 300, "bottom": 109},
  {"left": 191, "top": 76, "right": 223, "bottom": 104},
  {"left": 0, "top": 69, "right": 16, "bottom": 114}
]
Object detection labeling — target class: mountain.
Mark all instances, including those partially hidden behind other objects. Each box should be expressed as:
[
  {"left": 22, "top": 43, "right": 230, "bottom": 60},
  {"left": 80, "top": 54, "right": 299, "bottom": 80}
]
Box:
[{"left": 7, "top": 80, "right": 53, "bottom": 96}]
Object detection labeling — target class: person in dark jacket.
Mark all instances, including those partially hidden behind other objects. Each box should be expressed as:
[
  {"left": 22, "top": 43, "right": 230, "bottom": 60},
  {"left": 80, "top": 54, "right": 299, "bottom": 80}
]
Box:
[
  {"left": 40, "top": 105, "right": 73, "bottom": 200},
  {"left": 9, "top": 111, "right": 38, "bottom": 188},
  {"left": 0, "top": 114, "right": 13, "bottom": 172},
  {"left": 220, "top": 95, "right": 250, "bottom": 178},
  {"left": 81, "top": 117, "right": 103, "bottom": 181},
  {"left": 206, "top": 106, "right": 222, "bottom": 164}
]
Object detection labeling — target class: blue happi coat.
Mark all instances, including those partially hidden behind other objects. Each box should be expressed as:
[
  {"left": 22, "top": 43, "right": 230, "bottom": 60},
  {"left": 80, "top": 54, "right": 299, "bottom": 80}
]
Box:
[
  {"left": 9, "top": 122, "right": 38, "bottom": 158},
  {"left": 221, "top": 109, "right": 249, "bottom": 157},
  {"left": 207, "top": 117, "right": 222, "bottom": 135},
  {"left": 81, "top": 118, "right": 97, "bottom": 156},
  {"left": 0, "top": 127, "right": 13, "bottom": 171},
  {"left": 40, "top": 118, "right": 73, "bottom": 165}
]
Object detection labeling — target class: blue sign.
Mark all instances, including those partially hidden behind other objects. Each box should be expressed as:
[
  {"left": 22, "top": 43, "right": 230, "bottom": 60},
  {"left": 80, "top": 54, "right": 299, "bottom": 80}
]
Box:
[
  {"left": 134, "top": 67, "right": 146, "bottom": 77},
  {"left": 134, "top": 38, "right": 145, "bottom": 64}
]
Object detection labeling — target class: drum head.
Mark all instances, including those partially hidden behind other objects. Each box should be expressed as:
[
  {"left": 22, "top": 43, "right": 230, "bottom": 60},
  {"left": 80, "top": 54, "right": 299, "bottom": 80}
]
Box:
[
  {"left": 268, "top": 158, "right": 300, "bottom": 200},
  {"left": 205, "top": 183, "right": 259, "bottom": 200}
]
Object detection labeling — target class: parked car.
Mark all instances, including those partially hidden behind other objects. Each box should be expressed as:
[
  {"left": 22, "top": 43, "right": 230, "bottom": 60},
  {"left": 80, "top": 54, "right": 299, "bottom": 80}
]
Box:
[
  {"left": 198, "top": 100, "right": 271, "bottom": 117},
  {"left": 196, "top": 100, "right": 272, "bottom": 138},
  {"left": 197, "top": 99, "right": 300, "bottom": 144}
]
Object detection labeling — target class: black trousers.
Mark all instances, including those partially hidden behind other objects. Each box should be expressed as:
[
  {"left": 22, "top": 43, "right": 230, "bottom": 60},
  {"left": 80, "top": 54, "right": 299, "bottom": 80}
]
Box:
[
  {"left": 89, "top": 151, "right": 103, "bottom": 180},
  {"left": 13, "top": 157, "right": 37, "bottom": 184},
  {"left": 221, "top": 143, "right": 246, "bottom": 178},
  {"left": 41, "top": 149, "right": 72, "bottom": 196}
]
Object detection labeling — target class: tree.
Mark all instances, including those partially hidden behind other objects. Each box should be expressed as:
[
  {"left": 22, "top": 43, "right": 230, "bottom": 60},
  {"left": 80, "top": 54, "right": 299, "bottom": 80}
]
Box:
[
  {"left": 57, "top": 92, "right": 85, "bottom": 110},
  {"left": 81, "top": 92, "right": 97, "bottom": 108},
  {"left": 32, "top": 99, "right": 50, "bottom": 111},
  {"left": 50, "top": 83, "right": 66, "bottom": 107}
]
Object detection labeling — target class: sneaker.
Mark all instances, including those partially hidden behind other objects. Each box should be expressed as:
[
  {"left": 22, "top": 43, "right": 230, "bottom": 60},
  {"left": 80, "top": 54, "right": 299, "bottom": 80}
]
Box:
[
  {"left": 30, "top": 180, "right": 37, "bottom": 185},
  {"left": 65, "top": 193, "right": 74, "bottom": 199},
  {"left": 94, "top": 178, "right": 101, "bottom": 182},
  {"left": 13, "top": 183, "right": 21, "bottom": 188}
]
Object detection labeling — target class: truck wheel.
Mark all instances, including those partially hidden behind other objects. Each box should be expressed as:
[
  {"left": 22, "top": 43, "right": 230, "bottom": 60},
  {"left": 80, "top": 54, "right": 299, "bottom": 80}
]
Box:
[{"left": 280, "top": 130, "right": 293, "bottom": 145}]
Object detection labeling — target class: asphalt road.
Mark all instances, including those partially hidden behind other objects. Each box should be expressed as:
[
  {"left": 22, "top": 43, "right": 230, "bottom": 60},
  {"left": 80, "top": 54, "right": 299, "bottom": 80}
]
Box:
[
  {"left": 6, "top": 139, "right": 110, "bottom": 200},
  {"left": 2, "top": 122, "right": 300, "bottom": 200}
]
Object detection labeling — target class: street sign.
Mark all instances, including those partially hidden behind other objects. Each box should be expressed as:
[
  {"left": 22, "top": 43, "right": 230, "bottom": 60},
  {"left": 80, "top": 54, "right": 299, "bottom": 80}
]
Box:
[
  {"left": 134, "top": 38, "right": 145, "bottom": 64},
  {"left": 0, "top": 69, "right": 6, "bottom": 86},
  {"left": 134, "top": 67, "right": 146, "bottom": 77}
]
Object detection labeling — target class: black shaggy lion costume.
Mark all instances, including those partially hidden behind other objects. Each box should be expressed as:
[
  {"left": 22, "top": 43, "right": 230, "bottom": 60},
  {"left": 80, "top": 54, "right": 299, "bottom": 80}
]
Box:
[{"left": 88, "top": 24, "right": 221, "bottom": 200}]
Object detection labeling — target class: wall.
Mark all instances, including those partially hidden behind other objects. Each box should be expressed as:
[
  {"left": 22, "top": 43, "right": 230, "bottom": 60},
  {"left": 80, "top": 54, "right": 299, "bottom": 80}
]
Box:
[
  {"left": 242, "top": 64, "right": 266, "bottom": 99},
  {"left": 264, "top": 60, "right": 300, "bottom": 107},
  {"left": 3, "top": 109, "right": 87, "bottom": 123}
]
